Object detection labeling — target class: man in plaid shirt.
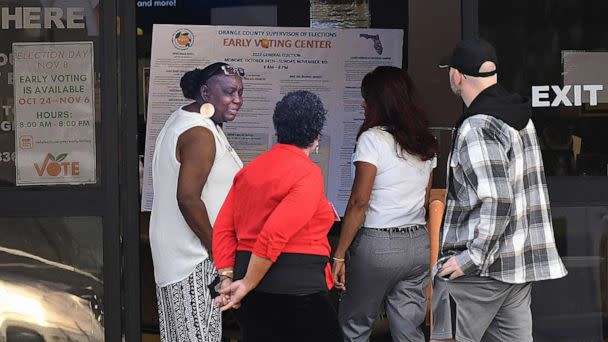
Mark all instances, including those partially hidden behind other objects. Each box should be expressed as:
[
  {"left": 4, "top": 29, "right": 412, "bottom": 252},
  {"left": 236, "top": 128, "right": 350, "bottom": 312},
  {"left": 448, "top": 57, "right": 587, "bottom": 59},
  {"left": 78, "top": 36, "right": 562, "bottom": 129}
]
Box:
[{"left": 430, "top": 38, "right": 567, "bottom": 342}]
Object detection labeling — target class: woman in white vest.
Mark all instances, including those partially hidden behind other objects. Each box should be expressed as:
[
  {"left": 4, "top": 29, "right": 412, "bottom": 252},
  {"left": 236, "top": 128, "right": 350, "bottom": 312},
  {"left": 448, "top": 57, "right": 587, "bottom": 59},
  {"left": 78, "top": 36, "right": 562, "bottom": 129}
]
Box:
[{"left": 150, "top": 62, "right": 244, "bottom": 342}]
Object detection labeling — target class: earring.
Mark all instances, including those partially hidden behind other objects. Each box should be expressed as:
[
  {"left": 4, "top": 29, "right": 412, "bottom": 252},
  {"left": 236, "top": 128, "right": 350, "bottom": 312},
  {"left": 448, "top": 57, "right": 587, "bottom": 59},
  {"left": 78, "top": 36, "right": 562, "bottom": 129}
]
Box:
[
  {"left": 314, "top": 145, "right": 320, "bottom": 154},
  {"left": 199, "top": 103, "right": 215, "bottom": 118}
]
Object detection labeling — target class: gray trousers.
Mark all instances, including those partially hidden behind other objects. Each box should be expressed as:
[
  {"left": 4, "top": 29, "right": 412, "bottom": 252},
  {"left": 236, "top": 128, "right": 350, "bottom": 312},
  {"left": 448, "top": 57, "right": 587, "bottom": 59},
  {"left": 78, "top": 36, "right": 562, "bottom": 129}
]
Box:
[
  {"left": 338, "top": 227, "right": 430, "bottom": 342},
  {"left": 431, "top": 275, "right": 532, "bottom": 342}
]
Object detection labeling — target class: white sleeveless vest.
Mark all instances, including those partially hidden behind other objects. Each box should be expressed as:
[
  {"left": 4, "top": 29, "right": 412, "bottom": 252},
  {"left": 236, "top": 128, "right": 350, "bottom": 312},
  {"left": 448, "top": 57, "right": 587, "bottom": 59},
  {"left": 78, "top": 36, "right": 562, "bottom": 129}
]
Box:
[{"left": 150, "top": 106, "right": 242, "bottom": 286}]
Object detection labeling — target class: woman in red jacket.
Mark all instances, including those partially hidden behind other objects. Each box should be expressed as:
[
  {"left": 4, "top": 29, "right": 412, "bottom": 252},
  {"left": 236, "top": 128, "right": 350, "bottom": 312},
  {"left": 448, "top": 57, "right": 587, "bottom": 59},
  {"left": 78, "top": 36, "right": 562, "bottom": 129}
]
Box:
[{"left": 213, "top": 90, "right": 341, "bottom": 342}]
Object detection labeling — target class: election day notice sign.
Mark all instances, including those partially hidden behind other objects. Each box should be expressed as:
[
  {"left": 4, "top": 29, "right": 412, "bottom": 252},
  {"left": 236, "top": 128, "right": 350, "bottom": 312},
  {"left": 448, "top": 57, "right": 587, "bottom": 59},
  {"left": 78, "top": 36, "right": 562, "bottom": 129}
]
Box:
[{"left": 13, "top": 42, "right": 96, "bottom": 186}]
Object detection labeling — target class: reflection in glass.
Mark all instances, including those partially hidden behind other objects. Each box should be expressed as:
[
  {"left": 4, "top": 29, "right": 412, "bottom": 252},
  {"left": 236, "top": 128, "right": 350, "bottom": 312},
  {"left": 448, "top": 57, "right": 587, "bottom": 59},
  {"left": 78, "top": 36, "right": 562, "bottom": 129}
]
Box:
[
  {"left": 0, "top": 217, "right": 104, "bottom": 341},
  {"left": 529, "top": 206, "right": 608, "bottom": 341}
]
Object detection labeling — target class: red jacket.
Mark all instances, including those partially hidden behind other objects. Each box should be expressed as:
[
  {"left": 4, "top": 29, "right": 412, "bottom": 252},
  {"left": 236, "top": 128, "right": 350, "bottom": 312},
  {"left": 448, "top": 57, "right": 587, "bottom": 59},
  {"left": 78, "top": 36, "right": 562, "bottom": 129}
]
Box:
[{"left": 213, "top": 144, "right": 334, "bottom": 288}]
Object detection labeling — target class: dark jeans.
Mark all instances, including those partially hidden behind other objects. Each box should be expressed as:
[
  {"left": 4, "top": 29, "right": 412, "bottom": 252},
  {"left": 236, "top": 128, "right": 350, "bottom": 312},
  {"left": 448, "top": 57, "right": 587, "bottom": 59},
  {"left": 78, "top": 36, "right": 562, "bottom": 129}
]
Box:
[{"left": 235, "top": 290, "right": 342, "bottom": 342}]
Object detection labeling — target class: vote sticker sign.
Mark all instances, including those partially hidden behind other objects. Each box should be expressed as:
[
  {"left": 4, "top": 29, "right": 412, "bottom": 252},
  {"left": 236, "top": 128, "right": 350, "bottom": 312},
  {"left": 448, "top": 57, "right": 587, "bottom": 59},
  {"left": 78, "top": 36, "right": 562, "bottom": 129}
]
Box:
[{"left": 13, "top": 42, "right": 96, "bottom": 185}]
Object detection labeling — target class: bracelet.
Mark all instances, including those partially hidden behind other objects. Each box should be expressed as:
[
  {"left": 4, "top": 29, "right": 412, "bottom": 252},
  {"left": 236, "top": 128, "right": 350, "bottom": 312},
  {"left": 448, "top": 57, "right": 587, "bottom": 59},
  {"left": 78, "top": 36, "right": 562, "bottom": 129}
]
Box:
[
  {"left": 332, "top": 256, "right": 345, "bottom": 262},
  {"left": 218, "top": 270, "right": 234, "bottom": 277},
  {"left": 219, "top": 274, "right": 233, "bottom": 281}
]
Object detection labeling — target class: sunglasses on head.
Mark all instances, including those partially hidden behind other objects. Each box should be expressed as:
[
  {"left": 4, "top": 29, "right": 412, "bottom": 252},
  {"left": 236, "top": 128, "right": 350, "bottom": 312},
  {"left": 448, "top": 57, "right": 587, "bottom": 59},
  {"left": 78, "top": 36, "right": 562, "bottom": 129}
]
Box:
[{"left": 220, "top": 64, "right": 245, "bottom": 77}]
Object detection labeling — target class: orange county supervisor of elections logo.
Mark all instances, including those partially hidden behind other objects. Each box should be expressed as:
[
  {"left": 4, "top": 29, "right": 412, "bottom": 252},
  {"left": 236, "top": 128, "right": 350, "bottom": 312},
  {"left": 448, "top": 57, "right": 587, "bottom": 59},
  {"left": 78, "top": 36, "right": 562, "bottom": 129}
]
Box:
[{"left": 172, "top": 29, "right": 194, "bottom": 50}]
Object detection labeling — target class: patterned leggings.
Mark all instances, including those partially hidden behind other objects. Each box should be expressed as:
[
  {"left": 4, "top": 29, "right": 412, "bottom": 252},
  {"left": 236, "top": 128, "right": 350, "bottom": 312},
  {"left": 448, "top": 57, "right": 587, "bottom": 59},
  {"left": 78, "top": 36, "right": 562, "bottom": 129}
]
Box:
[{"left": 156, "top": 259, "right": 221, "bottom": 342}]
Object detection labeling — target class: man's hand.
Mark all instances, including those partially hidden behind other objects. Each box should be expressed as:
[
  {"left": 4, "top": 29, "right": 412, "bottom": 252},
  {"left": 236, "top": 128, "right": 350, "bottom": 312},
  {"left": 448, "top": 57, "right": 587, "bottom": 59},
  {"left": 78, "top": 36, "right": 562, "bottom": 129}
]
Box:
[
  {"left": 437, "top": 256, "right": 465, "bottom": 280},
  {"left": 332, "top": 260, "right": 346, "bottom": 290}
]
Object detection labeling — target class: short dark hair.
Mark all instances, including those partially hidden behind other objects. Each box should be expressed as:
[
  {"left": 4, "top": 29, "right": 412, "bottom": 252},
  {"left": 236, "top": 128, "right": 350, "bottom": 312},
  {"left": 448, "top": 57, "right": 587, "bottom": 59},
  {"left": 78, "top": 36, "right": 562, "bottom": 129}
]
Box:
[
  {"left": 179, "top": 62, "right": 228, "bottom": 100},
  {"left": 273, "top": 91, "right": 327, "bottom": 148},
  {"left": 360, "top": 66, "right": 438, "bottom": 161}
]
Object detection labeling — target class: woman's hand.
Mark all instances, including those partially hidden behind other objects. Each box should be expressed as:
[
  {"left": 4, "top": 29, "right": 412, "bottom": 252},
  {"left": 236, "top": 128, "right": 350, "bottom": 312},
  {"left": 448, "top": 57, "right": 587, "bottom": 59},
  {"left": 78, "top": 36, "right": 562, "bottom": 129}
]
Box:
[
  {"left": 332, "top": 259, "right": 346, "bottom": 290},
  {"left": 219, "top": 279, "right": 253, "bottom": 311},
  {"left": 332, "top": 161, "right": 375, "bottom": 291},
  {"left": 214, "top": 277, "right": 234, "bottom": 307}
]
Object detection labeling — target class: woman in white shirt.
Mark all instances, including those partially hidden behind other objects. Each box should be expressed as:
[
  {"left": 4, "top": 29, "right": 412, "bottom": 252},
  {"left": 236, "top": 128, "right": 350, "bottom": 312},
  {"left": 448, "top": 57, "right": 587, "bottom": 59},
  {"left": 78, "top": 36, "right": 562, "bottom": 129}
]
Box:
[
  {"left": 150, "top": 62, "right": 244, "bottom": 342},
  {"left": 332, "top": 66, "right": 438, "bottom": 341}
]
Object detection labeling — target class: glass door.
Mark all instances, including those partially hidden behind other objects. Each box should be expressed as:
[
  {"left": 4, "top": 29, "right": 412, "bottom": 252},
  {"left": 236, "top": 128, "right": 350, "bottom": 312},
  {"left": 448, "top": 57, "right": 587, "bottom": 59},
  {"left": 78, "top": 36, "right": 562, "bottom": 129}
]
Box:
[{"left": 0, "top": 0, "right": 129, "bottom": 340}]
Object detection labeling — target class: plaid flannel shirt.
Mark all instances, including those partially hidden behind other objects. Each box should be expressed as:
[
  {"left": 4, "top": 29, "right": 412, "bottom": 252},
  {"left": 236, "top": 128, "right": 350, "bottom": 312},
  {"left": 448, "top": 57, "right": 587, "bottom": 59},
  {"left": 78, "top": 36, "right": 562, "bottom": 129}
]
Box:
[{"left": 440, "top": 114, "right": 567, "bottom": 284}]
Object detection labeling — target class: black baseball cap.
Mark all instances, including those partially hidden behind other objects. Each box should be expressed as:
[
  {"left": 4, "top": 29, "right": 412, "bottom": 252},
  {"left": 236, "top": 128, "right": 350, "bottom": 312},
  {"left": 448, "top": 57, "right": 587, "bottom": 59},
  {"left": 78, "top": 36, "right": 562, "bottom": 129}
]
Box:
[{"left": 439, "top": 38, "right": 498, "bottom": 77}]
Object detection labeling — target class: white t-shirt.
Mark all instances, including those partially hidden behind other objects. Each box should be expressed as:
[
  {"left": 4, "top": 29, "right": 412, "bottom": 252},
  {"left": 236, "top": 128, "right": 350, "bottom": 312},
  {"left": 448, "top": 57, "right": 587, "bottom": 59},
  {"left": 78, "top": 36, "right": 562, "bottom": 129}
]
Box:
[
  {"left": 353, "top": 127, "right": 436, "bottom": 228},
  {"left": 149, "top": 107, "right": 242, "bottom": 286}
]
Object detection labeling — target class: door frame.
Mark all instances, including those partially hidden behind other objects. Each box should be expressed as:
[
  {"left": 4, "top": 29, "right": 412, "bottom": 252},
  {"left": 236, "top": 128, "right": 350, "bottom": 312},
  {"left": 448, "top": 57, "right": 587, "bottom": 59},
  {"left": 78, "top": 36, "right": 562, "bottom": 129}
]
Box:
[{"left": 118, "top": 0, "right": 142, "bottom": 340}]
